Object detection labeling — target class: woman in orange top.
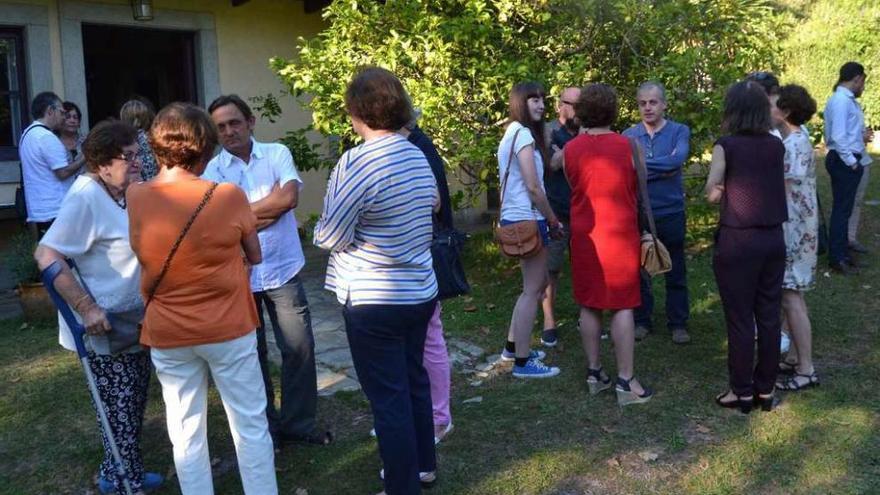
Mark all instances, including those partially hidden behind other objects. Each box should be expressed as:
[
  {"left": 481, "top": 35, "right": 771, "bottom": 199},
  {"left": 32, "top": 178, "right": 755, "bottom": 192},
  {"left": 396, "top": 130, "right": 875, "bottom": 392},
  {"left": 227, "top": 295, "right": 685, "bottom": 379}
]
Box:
[{"left": 127, "top": 103, "right": 277, "bottom": 495}]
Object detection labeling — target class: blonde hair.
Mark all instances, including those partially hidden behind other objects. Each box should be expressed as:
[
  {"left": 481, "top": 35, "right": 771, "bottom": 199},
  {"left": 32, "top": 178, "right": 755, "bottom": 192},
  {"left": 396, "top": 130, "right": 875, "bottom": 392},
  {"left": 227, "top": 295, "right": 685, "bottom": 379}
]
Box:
[{"left": 119, "top": 99, "right": 156, "bottom": 131}]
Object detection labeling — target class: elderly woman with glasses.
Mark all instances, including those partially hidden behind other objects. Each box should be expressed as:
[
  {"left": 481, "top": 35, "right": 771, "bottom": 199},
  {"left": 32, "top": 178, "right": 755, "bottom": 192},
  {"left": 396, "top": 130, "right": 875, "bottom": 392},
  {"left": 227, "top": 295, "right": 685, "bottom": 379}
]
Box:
[{"left": 34, "top": 120, "right": 164, "bottom": 494}]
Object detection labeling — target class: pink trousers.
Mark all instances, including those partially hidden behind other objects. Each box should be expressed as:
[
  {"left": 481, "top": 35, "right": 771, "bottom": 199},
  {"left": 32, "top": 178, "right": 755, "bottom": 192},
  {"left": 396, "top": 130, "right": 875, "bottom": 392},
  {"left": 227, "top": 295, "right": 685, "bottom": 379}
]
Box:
[{"left": 424, "top": 302, "right": 452, "bottom": 426}]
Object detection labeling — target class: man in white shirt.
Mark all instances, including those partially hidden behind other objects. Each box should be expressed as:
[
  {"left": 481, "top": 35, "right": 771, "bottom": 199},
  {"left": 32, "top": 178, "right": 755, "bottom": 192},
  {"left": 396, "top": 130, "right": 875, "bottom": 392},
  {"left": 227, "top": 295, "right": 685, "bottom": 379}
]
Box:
[
  {"left": 19, "top": 92, "right": 85, "bottom": 237},
  {"left": 204, "top": 95, "right": 331, "bottom": 447},
  {"left": 824, "top": 62, "right": 873, "bottom": 275}
]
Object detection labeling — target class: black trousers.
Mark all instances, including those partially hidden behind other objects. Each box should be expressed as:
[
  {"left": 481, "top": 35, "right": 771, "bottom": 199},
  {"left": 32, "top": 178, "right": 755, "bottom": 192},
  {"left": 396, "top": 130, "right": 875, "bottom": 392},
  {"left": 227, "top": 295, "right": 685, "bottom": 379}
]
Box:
[
  {"left": 825, "top": 150, "right": 864, "bottom": 264},
  {"left": 713, "top": 226, "right": 785, "bottom": 396},
  {"left": 343, "top": 298, "right": 437, "bottom": 495}
]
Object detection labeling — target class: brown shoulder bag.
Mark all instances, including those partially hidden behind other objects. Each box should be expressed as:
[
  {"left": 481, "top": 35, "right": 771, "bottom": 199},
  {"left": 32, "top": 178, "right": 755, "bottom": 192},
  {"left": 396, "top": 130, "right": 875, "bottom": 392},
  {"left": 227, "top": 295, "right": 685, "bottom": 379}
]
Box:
[
  {"left": 629, "top": 138, "right": 672, "bottom": 277},
  {"left": 494, "top": 128, "right": 542, "bottom": 259}
]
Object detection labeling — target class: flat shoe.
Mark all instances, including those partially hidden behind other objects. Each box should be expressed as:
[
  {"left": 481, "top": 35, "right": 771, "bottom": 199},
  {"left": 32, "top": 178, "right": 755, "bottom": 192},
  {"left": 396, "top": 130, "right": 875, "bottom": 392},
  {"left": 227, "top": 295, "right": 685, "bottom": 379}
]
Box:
[{"left": 434, "top": 422, "right": 454, "bottom": 444}]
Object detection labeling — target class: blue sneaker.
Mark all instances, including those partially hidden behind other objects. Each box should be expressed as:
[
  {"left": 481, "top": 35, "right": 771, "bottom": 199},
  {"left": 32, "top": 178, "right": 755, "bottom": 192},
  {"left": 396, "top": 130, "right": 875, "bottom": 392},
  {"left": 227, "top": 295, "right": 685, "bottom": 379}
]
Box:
[
  {"left": 512, "top": 358, "right": 560, "bottom": 378},
  {"left": 500, "top": 348, "right": 546, "bottom": 362},
  {"left": 98, "top": 472, "right": 164, "bottom": 494}
]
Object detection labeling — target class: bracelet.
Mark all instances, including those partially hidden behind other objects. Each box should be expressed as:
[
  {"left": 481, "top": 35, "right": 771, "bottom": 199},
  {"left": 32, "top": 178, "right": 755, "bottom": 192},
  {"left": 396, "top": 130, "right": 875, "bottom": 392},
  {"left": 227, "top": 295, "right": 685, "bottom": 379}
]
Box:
[{"left": 73, "top": 294, "right": 94, "bottom": 313}]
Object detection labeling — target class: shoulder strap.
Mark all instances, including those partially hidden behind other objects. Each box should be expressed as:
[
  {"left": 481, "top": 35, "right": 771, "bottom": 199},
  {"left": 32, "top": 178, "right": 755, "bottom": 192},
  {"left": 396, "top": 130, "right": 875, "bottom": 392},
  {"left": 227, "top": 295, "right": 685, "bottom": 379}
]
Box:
[
  {"left": 629, "top": 137, "right": 658, "bottom": 237},
  {"left": 143, "top": 182, "right": 220, "bottom": 311},
  {"left": 17, "top": 123, "right": 52, "bottom": 188},
  {"left": 498, "top": 127, "right": 524, "bottom": 207}
]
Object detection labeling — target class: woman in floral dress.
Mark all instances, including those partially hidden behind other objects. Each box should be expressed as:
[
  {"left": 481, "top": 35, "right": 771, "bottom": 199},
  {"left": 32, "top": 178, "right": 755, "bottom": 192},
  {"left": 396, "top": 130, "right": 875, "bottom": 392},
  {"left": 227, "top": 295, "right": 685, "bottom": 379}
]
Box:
[{"left": 770, "top": 84, "right": 820, "bottom": 391}]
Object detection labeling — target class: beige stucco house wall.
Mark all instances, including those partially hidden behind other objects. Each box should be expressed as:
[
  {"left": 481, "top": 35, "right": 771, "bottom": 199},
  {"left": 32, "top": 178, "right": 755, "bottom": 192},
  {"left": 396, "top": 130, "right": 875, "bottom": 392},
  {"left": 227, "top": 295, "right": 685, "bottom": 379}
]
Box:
[{"left": 0, "top": 0, "right": 331, "bottom": 223}]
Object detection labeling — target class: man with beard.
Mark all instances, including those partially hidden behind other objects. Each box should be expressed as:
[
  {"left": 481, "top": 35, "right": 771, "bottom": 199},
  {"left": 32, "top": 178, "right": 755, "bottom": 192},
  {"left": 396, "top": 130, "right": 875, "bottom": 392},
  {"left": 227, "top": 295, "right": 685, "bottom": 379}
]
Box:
[
  {"left": 623, "top": 82, "right": 692, "bottom": 344},
  {"left": 824, "top": 62, "right": 873, "bottom": 275},
  {"left": 540, "top": 86, "right": 581, "bottom": 347}
]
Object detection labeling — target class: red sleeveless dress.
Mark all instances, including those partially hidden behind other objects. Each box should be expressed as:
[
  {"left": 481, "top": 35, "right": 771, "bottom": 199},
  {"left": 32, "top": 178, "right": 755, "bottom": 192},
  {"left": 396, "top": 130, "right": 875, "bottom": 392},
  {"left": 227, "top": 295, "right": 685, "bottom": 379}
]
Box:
[{"left": 564, "top": 133, "right": 641, "bottom": 309}]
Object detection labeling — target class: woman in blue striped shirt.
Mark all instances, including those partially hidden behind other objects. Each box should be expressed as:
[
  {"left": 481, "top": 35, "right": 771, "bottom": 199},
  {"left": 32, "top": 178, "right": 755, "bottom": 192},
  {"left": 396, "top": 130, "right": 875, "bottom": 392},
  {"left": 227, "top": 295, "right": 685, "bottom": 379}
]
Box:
[{"left": 314, "top": 67, "right": 439, "bottom": 495}]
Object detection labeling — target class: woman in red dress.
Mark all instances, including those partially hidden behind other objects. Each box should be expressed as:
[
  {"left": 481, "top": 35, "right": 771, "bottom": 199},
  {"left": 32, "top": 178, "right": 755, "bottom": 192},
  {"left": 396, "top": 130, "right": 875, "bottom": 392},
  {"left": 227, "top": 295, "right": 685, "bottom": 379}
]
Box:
[{"left": 564, "top": 84, "right": 653, "bottom": 406}]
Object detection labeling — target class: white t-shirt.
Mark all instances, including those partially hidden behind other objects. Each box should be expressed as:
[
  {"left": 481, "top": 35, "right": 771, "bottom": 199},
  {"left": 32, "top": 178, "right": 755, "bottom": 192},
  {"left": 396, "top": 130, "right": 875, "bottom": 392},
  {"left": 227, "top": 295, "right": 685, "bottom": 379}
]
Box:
[
  {"left": 203, "top": 139, "right": 305, "bottom": 291},
  {"left": 497, "top": 121, "right": 546, "bottom": 221},
  {"left": 20, "top": 122, "right": 75, "bottom": 222},
  {"left": 40, "top": 175, "right": 143, "bottom": 353}
]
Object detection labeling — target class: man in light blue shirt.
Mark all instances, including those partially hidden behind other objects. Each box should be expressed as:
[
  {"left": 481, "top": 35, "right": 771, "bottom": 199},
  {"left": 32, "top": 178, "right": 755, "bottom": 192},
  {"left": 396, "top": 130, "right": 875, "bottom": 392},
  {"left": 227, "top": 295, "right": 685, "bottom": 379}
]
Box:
[
  {"left": 622, "top": 82, "right": 692, "bottom": 344},
  {"left": 824, "top": 62, "right": 873, "bottom": 274},
  {"left": 204, "top": 95, "right": 332, "bottom": 447}
]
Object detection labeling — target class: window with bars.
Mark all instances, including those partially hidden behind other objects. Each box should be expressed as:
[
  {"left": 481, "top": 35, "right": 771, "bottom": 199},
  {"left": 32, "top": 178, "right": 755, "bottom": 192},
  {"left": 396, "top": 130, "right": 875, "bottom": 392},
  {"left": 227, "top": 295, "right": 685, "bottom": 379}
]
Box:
[{"left": 0, "top": 28, "right": 28, "bottom": 161}]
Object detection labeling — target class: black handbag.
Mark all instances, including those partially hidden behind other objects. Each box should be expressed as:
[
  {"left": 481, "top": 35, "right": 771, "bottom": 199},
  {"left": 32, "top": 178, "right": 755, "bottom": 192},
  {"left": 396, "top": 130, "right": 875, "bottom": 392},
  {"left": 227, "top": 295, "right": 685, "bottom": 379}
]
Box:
[{"left": 432, "top": 227, "right": 470, "bottom": 300}]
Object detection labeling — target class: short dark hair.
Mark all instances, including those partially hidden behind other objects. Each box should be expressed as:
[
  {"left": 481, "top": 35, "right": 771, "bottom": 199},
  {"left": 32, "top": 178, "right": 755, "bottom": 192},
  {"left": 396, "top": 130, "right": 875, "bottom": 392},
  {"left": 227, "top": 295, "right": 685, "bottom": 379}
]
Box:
[
  {"left": 82, "top": 120, "right": 138, "bottom": 173},
  {"left": 837, "top": 61, "right": 865, "bottom": 85},
  {"left": 636, "top": 81, "right": 666, "bottom": 102},
  {"left": 62, "top": 101, "right": 82, "bottom": 121},
  {"left": 207, "top": 94, "right": 254, "bottom": 121},
  {"left": 776, "top": 84, "right": 817, "bottom": 127},
  {"left": 508, "top": 81, "right": 548, "bottom": 163},
  {"left": 722, "top": 81, "right": 771, "bottom": 135},
  {"left": 745, "top": 71, "right": 780, "bottom": 96},
  {"left": 575, "top": 83, "right": 618, "bottom": 128},
  {"left": 149, "top": 102, "right": 219, "bottom": 172},
  {"left": 345, "top": 67, "right": 413, "bottom": 131},
  {"left": 31, "top": 92, "right": 61, "bottom": 120}
]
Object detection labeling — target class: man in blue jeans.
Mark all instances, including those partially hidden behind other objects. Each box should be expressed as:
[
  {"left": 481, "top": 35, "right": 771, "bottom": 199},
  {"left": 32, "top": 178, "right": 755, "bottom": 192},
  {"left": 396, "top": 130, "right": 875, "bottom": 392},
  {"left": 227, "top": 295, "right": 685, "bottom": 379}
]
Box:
[
  {"left": 623, "top": 82, "right": 692, "bottom": 344},
  {"left": 204, "top": 95, "right": 331, "bottom": 446},
  {"left": 824, "top": 62, "right": 873, "bottom": 275}
]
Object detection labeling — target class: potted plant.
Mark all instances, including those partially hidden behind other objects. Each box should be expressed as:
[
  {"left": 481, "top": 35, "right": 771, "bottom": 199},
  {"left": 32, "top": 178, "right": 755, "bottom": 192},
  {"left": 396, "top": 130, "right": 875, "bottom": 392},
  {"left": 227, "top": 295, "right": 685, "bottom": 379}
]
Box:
[{"left": 2, "top": 232, "right": 55, "bottom": 321}]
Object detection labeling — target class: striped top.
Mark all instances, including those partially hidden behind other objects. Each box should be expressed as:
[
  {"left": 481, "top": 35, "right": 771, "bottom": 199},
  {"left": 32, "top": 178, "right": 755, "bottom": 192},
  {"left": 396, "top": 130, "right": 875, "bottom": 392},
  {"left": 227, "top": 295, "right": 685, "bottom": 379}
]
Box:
[{"left": 314, "top": 133, "right": 439, "bottom": 306}]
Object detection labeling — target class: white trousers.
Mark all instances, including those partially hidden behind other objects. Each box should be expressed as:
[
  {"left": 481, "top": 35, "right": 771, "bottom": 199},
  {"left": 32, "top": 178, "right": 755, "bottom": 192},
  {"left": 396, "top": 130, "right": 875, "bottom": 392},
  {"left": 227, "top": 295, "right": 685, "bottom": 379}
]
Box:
[
  {"left": 849, "top": 165, "right": 870, "bottom": 242},
  {"left": 151, "top": 331, "right": 278, "bottom": 495}
]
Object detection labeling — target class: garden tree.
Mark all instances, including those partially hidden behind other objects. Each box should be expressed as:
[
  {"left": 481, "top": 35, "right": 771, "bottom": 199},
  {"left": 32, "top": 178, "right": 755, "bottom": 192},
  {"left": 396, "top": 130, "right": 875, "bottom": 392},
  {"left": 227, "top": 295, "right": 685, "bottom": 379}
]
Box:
[
  {"left": 780, "top": 0, "right": 880, "bottom": 136},
  {"left": 271, "top": 0, "right": 786, "bottom": 205}
]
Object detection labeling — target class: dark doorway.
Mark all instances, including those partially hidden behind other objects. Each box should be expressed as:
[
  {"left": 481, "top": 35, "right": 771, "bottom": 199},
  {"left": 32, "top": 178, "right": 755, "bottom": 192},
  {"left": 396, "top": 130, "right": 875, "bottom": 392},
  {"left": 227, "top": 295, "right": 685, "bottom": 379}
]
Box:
[{"left": 82, "top": 24, "right": 197, "bottom": 127}]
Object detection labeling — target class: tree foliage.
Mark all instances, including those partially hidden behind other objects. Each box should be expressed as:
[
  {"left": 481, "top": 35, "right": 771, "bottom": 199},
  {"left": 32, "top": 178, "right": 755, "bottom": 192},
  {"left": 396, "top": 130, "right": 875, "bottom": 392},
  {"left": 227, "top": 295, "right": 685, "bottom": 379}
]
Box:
[
  {"left": 780, "top": 0, "right": 880, "bottom": 135},
  {"left": 272, "top": 0, "right": 786, "bottom": 204}
]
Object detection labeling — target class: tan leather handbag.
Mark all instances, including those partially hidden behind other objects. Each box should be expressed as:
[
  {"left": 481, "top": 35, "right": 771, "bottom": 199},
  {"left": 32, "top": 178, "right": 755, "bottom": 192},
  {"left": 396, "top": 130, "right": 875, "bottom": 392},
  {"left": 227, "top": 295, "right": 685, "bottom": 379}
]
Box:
[
  {"left": 494, "top": 128, "right": 542, "bottom": 259},
  {"left": 629, "top": 138, "right": 672, "bottom": 277}
]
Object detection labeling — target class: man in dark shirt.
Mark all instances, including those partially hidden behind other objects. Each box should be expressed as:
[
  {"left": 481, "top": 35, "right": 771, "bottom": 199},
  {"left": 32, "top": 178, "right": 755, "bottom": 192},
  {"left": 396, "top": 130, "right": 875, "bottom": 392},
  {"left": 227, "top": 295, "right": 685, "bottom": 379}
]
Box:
[
  {"left": 622, "top": 82, "right": 692, "bottom": 344},
  {"left": 540, "top": 86, "right": 580, "bottom": 347}
]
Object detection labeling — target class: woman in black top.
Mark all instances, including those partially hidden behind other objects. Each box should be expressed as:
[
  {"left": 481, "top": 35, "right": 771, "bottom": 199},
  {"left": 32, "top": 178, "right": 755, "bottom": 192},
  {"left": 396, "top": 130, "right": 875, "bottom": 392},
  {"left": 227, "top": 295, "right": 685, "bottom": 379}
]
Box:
[{"left": 705, "top": 81, "right": 787, "bottom": 413}]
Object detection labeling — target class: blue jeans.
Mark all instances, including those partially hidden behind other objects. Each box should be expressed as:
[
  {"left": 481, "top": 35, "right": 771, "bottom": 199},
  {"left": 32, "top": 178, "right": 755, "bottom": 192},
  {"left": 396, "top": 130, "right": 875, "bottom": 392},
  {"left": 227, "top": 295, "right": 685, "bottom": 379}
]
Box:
[
  {"left": 635, "top": 210, "right": 690, "bottom": 331},
  {"left": 500, "top": 218, "right": 550, "bottom": 245},
  {"left": 826, "top": 150, "right": 864, "bottom": 265},
  {"left": 253, "top": 274, "right": 318, "bottom": 437},
  {"left": 343, "top": 298, "right": 437, "bottom": 495}
]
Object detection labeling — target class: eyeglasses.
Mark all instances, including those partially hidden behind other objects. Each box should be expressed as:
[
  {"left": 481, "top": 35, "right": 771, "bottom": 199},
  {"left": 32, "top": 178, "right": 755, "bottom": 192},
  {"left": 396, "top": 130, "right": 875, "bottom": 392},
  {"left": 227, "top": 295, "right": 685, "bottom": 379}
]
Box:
[
  {"left": 560, "top": 99, "right": 576, "bottom": 107},
  {"left": 116, "top": 152, "right": 138, "bottom": 163}
]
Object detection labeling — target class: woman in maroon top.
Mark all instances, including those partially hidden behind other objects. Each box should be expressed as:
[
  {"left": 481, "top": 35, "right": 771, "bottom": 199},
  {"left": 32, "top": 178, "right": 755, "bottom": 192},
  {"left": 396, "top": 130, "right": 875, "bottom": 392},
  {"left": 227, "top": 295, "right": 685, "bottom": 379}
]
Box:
[{"left": 705, "top": 81, "right": 787, "bottom": 414}]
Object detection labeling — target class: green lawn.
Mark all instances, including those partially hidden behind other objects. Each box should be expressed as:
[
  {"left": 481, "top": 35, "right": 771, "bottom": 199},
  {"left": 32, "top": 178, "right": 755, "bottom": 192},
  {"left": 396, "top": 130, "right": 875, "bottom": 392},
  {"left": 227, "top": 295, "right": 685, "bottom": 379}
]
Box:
[{"left": 2, "top": 171, "right": 879, "bottom": 495}]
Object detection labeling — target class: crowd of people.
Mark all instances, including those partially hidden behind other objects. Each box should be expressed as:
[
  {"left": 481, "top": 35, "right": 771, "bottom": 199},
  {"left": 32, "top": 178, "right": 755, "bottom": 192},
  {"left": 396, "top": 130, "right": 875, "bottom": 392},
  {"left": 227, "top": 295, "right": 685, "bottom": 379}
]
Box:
[{"left": 16, "top": 59, "right": 872, "bottom": 494}]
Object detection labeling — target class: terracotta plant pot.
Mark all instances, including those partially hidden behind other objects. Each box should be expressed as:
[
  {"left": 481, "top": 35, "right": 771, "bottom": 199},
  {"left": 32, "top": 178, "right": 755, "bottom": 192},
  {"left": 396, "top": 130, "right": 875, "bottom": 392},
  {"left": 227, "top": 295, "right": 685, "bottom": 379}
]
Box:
[{"left": 16, "top": 283, "right": 56, "bottom": 322}]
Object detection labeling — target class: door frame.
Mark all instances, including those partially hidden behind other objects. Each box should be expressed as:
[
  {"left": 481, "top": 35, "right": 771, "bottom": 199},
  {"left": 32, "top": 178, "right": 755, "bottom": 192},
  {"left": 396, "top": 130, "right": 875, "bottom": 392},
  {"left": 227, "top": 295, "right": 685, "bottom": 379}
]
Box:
[{"left": 59, "top": 1, "right": 220, "bottom": 130}]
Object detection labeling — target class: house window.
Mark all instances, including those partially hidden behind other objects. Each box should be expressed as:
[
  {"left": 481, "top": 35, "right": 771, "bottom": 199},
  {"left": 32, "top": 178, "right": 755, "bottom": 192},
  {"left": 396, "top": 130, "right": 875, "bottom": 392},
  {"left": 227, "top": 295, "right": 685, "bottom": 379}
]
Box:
[{"left": 0, "top": 28, "right": 28, "bottom": 161}]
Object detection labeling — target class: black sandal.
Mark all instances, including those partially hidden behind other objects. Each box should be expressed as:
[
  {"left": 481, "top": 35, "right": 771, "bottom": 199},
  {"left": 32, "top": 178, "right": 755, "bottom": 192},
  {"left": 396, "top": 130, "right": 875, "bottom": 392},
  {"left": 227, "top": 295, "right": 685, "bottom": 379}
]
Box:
[
  {"left": 777, "top": 360, "right": 799, "bottom": 375},
  {"left": 284, "top": 429, "right": 334, "bottom": 446},
  {"left": 777, "top": 371, "right": 819, "bottom": 392},
  {"left": 586, "top": 367, "right": 611, "bottom": 395},
  {"left": 715, "top": 391, "right": 753, "bottom": 414}
]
